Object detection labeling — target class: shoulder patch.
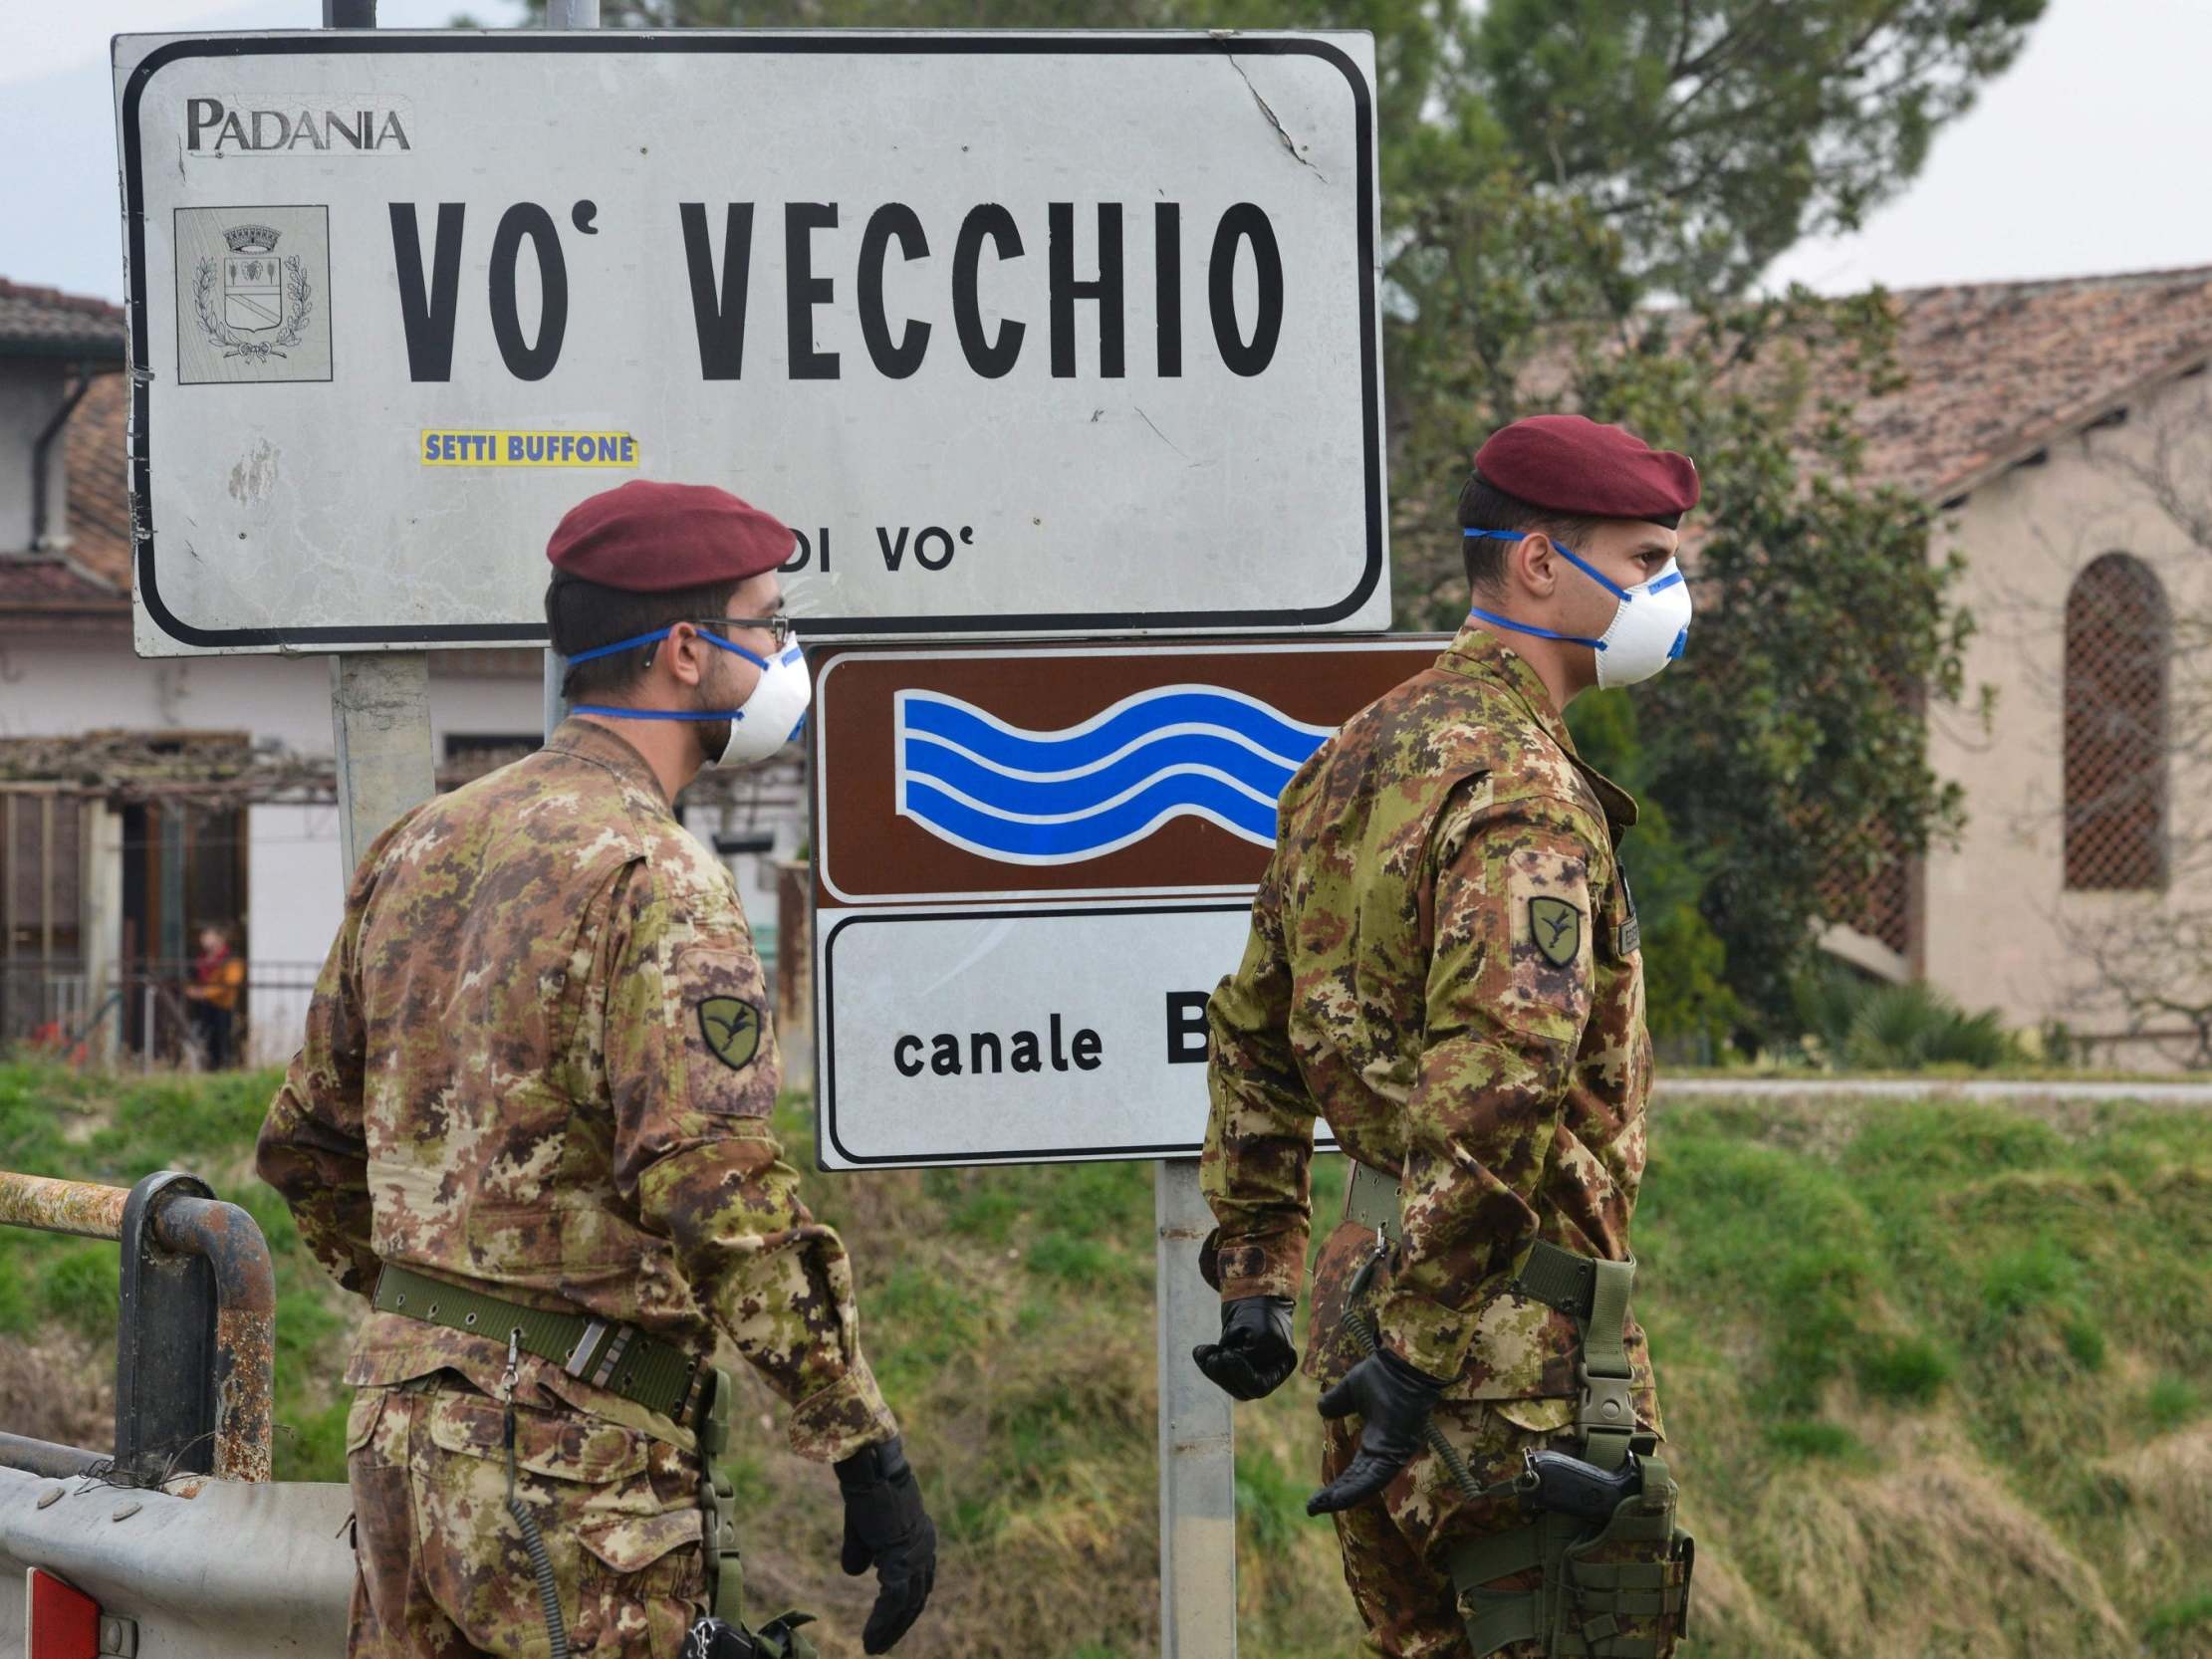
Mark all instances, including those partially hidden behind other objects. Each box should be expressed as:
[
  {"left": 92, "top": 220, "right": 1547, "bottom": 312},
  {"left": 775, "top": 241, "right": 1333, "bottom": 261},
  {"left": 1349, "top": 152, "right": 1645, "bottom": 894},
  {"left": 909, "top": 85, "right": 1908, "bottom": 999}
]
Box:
[
  {"left": 696, "top": 997, "right": 763, "bottom": 1071},
  {"left": 1529, "top": 895, "right": 1582, "bottom": 968}
]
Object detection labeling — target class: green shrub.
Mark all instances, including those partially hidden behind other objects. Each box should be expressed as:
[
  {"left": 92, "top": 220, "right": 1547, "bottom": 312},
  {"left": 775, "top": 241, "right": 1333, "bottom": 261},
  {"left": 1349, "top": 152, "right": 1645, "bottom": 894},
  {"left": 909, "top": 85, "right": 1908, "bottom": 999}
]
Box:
[
  {"left": 1234, "top": 1445, "right": 1316, "bottom": 1556},
  {"left": 1792, "top": 966, "right": 2021, "bottom": 1069},
  {"left": 2141, "top": 1375, "right": 2201, "bottom": 1434},
  {"left": 2060, "top": 1315, "right": 2107, "bottom": 1371},
  {"left": 1980, "top": 1236, "right": 2081, "bottom": 1318},
  {"left": 1762, "top": 1420, "right": 1870, "bottom": 1464},
  {"left": 36, "top": 1242, "right": 120, "bottom": 1339},
  {"left": 1853, "top": 1333, "right": 1954, "bottom": 1405},
  {"left": 2145, "top": 1592, "right": 2212, "bottom": 1639}
]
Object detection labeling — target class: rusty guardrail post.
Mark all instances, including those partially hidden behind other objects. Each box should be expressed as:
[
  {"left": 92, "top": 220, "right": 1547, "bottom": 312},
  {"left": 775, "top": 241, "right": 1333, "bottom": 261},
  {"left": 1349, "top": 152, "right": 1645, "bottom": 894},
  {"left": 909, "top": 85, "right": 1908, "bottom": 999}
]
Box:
[
  {"left": 0, "top": 1169, "right": 275, "bottom": 1485},
  {"left": 117, "top": 1173, "right": 276, "bottom": 1484},
  {"left": 148, "top": 1190, "right": 276, "bottom": 1483}
]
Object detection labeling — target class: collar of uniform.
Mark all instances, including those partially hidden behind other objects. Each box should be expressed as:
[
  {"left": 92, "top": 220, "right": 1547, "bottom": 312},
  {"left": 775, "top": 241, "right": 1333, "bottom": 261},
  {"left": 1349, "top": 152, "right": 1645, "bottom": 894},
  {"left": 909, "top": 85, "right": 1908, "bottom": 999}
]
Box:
[
  {"left": 1437, "top": 621, "right": 1577, "bottom": 756},
  {"left": 1438, "top": 622, "right": 1640, "bottom": 832},
  {"left": 544, "top": 715, "right": 673, "bottom": 809}
]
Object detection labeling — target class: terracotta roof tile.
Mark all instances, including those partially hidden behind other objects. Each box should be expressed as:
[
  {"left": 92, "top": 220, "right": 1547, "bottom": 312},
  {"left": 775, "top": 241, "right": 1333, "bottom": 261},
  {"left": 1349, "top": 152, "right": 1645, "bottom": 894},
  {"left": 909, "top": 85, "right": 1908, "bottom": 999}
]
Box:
[
  {"left": 1852, "top": 265, "right": 2212, "bottom": 500},
  {"left": 0, "top": 557, "right": 123, "bottom": 609},
  {"left": 64, "top": 372, "right": 132, "bottom": 590},
  {"left": 0, "top": 277, "right": 125, "bottom": 359}
]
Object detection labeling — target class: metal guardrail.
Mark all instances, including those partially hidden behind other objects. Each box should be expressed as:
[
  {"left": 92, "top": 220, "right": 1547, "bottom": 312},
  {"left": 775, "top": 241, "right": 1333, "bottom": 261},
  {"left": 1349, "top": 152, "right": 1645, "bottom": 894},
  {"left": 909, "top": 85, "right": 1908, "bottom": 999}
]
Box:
[
  {"left": 0, "top": 1464, "right": 354, "bottom": 1659},
  {"left": 0, "top": 1169, "right": 275, "bottom": 1485}
]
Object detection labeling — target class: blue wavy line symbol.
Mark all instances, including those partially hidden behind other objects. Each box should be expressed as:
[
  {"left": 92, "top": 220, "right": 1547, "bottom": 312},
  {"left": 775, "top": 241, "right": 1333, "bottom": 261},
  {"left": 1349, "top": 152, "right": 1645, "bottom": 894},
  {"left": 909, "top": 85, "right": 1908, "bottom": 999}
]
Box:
[{"left": 894, "top": 685, "right": 1335, "bottom": 865}]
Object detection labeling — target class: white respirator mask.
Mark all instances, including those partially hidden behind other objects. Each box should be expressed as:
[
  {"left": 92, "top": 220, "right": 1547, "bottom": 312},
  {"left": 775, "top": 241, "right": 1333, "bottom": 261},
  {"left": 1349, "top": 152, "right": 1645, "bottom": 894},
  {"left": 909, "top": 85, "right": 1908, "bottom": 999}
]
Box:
[
  {"left": 1463, "top": 529, "right": 1692, "bottom": 689},
  {"left": 567, "top": 627, "right": 813, "bottom": 769}
]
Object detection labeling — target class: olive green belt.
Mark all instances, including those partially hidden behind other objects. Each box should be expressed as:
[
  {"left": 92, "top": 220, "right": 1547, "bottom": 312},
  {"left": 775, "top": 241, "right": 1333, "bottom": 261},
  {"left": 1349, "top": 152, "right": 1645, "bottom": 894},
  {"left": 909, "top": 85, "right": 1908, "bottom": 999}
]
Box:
[
  {"left": 372, "top": 1264, "right": 701, "bottom": 1422},
  {"left": 1343, "top": 1160, "right": 1622, "bottom": 1324}
]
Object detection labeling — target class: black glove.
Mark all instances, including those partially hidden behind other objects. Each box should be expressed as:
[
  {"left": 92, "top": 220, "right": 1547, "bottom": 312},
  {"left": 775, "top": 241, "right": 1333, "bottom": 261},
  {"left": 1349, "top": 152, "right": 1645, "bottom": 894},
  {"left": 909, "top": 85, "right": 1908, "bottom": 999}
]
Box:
[
  {"left": 1306, "top": 1347, "right": 1449, "bottom": 1516},
  {"left": 1191, "top": 1295, "right": 1298, "bottom": 1401},
  {"left": 835, "top": 1437, "right": 937, "bottom": 1654}
]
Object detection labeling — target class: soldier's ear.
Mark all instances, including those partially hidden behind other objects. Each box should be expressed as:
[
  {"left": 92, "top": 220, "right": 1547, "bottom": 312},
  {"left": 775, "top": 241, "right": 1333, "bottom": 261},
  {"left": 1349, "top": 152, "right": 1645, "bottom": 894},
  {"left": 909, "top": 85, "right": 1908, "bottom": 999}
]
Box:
[
  {"left": 1508, "top": 531, "right": 1559, "bottom": 598},
  {"left": 659, "top": 621, "right": 706, "bottom": 687}
]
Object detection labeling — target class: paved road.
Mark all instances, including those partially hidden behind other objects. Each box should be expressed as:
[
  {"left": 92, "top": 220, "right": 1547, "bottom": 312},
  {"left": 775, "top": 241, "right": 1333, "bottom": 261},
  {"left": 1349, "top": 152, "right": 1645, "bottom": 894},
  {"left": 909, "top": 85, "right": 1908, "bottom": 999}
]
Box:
[{"left": 1656, "top": 1075, "right": 2212, "bottom": 1103}]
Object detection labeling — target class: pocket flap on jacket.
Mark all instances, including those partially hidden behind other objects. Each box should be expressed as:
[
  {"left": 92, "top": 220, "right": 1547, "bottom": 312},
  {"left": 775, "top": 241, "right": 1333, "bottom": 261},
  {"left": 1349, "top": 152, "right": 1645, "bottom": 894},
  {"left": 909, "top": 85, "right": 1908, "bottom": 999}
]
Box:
[
  {"left": 424, "top": 1387, "right": 649, "bottom": 1485},
  {"left": 345, "top": 1389, "right": 388, "bottom": 1456},
  {"left": 578, "top": 1508, "right": 704, "bottom": 1575}
]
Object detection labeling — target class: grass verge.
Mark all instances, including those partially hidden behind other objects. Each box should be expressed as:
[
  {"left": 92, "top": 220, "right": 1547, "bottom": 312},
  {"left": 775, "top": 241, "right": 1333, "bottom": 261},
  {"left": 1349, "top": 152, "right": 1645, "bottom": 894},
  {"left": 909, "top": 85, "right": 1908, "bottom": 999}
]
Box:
[{"left": 2, "top": 1062, "right": 2207, "bottom": 1658}]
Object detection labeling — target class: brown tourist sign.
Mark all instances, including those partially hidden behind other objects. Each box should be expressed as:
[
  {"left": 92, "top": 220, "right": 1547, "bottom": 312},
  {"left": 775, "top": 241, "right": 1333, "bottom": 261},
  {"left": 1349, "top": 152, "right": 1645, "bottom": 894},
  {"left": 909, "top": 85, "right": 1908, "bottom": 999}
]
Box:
[{"left": 806, "top": 636, "right": 1446, "bottom": 1167}]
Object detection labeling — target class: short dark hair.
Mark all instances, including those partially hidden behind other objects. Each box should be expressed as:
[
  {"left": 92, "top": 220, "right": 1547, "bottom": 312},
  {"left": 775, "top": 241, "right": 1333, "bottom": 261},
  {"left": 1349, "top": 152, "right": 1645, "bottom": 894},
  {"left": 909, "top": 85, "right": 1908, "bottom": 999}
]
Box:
[
  {"left": 546, "top": 571, "right": 743, "bottom": 701},
  {"left": 1456, "top": 470, "right": 1602, "bottom": 595}
]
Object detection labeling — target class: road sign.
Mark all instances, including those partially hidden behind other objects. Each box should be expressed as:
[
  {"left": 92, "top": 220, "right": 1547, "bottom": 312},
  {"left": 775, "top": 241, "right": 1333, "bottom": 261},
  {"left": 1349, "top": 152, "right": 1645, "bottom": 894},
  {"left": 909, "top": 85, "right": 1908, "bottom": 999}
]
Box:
[
  {"left": 809, "top": 635, "right": 1446, "bottom": 1167},
  {"left": 811, "top": 636, "right": 1444, "bottom": 908},
  {"left": 114, "top": 32, "right": 1387, "bottom": 655}
]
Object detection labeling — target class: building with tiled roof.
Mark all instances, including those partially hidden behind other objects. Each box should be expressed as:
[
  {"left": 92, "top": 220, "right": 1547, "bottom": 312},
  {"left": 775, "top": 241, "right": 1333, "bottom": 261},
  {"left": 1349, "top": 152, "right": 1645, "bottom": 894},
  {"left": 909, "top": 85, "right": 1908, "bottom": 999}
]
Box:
[
  {"left": 1796, "top": 266, "right": 2212, "bottom": 1064},
  {"left": 0, "top": 278, "right": 127, "bottom": 359},
  {"left": 61, "top": 370, "right": 132, "bottom": 591},
  {"left": 0, "top": 276, "right": 549, "bottom": 1065},
  {"left": 0, "top": 278, "right": 127, "bottom": 618},
  {"left": 1846, "top": 264, "right": 2212, "bottom": 502}
]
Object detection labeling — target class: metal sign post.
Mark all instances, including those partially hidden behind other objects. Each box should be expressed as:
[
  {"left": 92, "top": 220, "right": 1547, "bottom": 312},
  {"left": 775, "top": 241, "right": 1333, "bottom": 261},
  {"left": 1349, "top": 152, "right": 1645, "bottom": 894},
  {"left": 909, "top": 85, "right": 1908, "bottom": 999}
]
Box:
[
  {"left": 1157, "top": 1158, "right": 1236, "bottom": 1659},
  {"left": 306, "top": 1, "right": 438, "bottom": 874},
  {"left": 331, "top": 653, "right": 435, "bottom": 874}
]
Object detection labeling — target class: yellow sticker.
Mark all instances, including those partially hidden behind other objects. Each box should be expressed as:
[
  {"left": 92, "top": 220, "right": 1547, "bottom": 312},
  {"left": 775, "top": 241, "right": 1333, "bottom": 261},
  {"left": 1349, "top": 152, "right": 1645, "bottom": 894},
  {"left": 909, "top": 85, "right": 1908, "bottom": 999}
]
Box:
[{"left": 419, "top": 429, "right": 638, "bottom": 467}]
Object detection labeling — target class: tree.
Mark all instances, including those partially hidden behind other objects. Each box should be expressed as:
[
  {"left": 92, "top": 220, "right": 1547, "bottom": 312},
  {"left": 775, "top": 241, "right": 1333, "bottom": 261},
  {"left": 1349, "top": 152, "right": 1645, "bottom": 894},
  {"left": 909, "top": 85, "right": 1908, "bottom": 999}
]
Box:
[{"left": 509, "top": 0, "right": 2042, "bottom": 1042}]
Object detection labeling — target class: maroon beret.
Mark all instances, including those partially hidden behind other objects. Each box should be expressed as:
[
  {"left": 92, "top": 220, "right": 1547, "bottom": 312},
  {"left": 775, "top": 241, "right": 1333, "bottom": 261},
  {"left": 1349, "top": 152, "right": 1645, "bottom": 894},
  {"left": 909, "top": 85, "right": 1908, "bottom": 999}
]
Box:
[
  {"left": 1473, "top": 415, "right": 1700, "bottom": 526},
  {"left": 546, "top": 479, "right": 795, "bottom": 591}
]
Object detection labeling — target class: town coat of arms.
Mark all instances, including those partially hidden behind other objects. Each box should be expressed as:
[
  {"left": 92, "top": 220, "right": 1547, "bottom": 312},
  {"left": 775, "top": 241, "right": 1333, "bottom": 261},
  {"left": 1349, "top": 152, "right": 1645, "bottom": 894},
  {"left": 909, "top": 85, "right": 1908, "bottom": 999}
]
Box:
[{"left": 194, "top": 224, "right": 314, "bottom": 361}]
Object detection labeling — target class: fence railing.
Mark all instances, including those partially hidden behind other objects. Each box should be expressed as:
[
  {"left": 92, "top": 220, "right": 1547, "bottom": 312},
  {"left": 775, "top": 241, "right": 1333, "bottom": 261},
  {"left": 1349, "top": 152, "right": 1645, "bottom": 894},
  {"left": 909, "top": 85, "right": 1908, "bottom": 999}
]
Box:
[{"left": 1, "top": 959, "right": 324, "bottom": 1068}]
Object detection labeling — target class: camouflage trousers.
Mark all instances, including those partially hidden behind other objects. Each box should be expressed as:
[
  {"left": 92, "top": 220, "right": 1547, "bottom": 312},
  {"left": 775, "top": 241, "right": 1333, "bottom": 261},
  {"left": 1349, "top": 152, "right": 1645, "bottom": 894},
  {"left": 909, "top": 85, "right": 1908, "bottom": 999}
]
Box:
[
  {"left": 1322, "top": 1399, "right": 1676, "bottom": 1659},
  {"left": 346, "top": 1374, "right": 707, "bottom": 1659}
]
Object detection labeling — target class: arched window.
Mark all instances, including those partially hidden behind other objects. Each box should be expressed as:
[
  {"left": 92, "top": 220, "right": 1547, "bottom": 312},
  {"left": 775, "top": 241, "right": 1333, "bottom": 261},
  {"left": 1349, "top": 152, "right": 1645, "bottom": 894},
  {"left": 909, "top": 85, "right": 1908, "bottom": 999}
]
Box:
[{"left": 2064, "top": 553, "right": 2168, "bottom": 890}]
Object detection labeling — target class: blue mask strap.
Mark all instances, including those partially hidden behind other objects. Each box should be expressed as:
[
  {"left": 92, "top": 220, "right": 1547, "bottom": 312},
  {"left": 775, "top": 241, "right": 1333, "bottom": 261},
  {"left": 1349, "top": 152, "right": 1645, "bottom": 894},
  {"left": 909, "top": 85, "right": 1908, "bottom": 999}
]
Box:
[
  {"left": 1465, "top": 604, "right": 1605, "bottom": 652},
  {"left": 1462, "top": 528, "right": 1635, "bottom": 602},
  {"left": 566, "top": 629, "right": 787, "bottom": 723},
  {"left": 570, "top": 706, "right": 744, "bottom": 722},
  {"left": 564, "top": 626, "right": 669, "bottom": 666},
  {"left": 564, "top": 625, "right": 774, "bottom": 671}
]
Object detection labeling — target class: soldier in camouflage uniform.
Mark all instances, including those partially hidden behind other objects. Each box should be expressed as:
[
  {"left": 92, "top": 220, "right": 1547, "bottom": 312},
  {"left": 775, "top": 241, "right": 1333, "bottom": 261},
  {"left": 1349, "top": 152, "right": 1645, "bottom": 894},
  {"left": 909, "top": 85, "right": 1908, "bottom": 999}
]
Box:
[
  {"left": 1194, "top": 418, "right": 1699, "bottom": 1658},
  {"left": 259, "top": 481, "right": 935, "bottom": 1659}
]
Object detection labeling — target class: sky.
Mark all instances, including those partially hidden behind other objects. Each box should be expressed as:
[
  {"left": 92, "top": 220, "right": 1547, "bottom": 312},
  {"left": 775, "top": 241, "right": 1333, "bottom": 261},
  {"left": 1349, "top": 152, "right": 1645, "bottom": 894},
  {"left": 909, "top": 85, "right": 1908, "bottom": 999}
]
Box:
[{"left": 3, "top": 0, "right": 2208, "bottom": 305}]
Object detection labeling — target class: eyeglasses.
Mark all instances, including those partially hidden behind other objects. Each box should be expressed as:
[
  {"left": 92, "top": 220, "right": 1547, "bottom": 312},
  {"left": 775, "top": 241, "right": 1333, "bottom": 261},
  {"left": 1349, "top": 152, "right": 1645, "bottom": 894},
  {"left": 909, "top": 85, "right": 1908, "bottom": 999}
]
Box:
[{"left": 682, "top": 614, "right": 794, "bottom": 649}]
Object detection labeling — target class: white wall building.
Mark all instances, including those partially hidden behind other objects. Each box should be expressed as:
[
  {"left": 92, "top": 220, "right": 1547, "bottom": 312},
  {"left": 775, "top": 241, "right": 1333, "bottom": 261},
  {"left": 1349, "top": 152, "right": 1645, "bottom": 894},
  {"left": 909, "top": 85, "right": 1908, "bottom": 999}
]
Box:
[{"left": 0, "top": 280, "right": 804, "bottom": 1066}]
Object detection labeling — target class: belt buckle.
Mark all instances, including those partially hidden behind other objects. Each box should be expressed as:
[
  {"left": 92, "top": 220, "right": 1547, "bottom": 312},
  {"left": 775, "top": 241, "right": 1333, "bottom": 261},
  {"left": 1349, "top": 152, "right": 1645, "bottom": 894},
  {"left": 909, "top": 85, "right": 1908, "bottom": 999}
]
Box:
[
  {"left": 1577, "top": 1355, "right": 1635, "bottom": 1438},
  {"left": 565, "top": 1318, "right": 643, "bottom": 1390},
  {"left": 564, "top": 1318, "right": 609, "bottom": 1381}
]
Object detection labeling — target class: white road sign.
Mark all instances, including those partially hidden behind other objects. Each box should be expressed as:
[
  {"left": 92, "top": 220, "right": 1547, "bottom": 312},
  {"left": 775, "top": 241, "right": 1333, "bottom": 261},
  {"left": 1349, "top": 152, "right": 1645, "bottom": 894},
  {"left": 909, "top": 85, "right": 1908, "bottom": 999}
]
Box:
[
  {"left": 114, "top": 32, "right": 1386, "bottom": 655},
  {"left": 818, "top": 900, "right": 1346, "bottom": 1168}
]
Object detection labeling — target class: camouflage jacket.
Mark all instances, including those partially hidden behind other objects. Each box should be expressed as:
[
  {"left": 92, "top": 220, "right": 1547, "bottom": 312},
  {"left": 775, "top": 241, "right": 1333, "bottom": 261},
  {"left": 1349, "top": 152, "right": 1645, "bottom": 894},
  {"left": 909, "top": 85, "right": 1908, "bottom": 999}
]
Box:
[
  {"left": 256, "top": 718, "right": 896, "bottom": 1462},
  {"left": 1201, "top": 625, "right": 1659, "bottom": 1421}
]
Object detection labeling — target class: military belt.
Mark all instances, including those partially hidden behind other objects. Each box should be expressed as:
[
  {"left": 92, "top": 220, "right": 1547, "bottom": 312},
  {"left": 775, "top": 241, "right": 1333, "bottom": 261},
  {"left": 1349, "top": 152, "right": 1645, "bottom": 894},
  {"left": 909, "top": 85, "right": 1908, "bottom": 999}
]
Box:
[
  {"left": 1344, "top": 1160, "right": 1623, "bottom": 1323},
  {"left": 372, "top": 1264, "right": 700, "bottom": 1421}
]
